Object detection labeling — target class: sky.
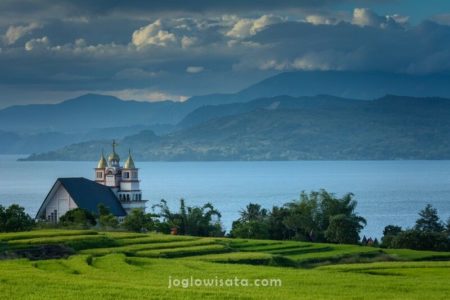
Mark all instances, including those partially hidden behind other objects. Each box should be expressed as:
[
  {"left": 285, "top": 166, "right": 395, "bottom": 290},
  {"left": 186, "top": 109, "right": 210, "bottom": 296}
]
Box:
[{"left": 1, "top": 0, "right": 450, "bottom": 108}]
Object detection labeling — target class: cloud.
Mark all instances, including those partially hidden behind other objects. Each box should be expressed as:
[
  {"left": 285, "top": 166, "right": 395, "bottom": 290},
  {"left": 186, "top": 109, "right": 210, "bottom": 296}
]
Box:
[
  {"left": 105, "top": 88, "right": 188, "bottom": 102},
  {"left": 24, "top": 36, "right": 49, "bottom": 51},
  {"left": 305, "top": 15, "right": 339, "bottom": 25},
  {"left": 3, "top": 22, "right": 41, "bottom": 45},
  {"left": 132, "top": 20, "right": 177, "bottom": 48},
  {"left": 1, "top": 5, "right": 450, "bottom": 107},
  {"left": 186, "top": 66, "right": 204, "bottom": 73},
  {"left": 352, "top": 8, "right": 408, "bottom": 28},
  {"left": 226, "top": 15, "right": 285, "bottom": 38}
]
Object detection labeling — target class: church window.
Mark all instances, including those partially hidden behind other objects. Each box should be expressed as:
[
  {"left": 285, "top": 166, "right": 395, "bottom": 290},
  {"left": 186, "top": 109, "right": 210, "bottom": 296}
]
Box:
[
  {"left": 132, "top": 172, "right": 137, "bottom": 178},
  {"left": 96, "top": 172, "right": 103, "bottom": 178},
  {"left": 123, "top": 172, "right": 129, "bottom": 179},
  {"left": 127, "top": 194, "right": 130, "bottom": 201}
]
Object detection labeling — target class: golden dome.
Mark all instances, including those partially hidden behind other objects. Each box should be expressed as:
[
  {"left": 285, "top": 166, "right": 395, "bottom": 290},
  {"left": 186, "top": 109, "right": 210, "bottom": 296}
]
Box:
[
  {"left": 108, "top": 140, "right": 120, "bottom": 162},
  {"left": 97, "top": 152, "right": 107, "bottom": 168},
  {"left": 124, "top": 150, "right": 136, "bottom": 169},
  {"left": 108, "top": 152, "right": 120, "bottom": 162}
]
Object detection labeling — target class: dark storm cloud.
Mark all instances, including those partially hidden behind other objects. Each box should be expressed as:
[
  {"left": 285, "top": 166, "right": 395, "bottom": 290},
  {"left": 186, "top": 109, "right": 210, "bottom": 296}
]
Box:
[
  {"left": 0, "top": 1, "right": 448, "bottom": 107},
  {"left": 0, "top": 0, "right": 358, "bottom": 16}
]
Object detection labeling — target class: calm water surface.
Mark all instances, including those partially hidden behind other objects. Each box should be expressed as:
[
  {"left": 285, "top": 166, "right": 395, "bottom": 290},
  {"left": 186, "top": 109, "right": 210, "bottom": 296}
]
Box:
[{"left": 1, "top": 155, "right": 449, "bottom": 238}]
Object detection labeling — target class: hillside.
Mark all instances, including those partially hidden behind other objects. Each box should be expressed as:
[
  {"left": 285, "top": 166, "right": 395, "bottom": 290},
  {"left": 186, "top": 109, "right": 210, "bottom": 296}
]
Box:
[
  {"left": 185, "top": 71, "right": 450, "bottom": 107},
  {"left": 24, "top": 95, "right": 450, "bottom": 161},
  {"left": 0, "top": 94, "right": 192, "bottom": 132},
  {"left": 1, "top": 230, "right": 450, "bottom": 299}
]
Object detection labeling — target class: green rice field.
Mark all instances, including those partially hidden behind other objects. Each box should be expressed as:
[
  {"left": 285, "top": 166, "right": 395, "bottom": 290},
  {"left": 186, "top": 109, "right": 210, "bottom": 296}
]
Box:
[{"left": 1, "top": 230, "right": 449, "bottom": 299}]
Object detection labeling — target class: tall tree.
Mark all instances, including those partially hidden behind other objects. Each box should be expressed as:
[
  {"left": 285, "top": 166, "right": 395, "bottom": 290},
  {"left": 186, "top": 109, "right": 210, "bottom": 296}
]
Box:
[
  {"left": 0, "top": 204, "right": 35, "bottom": 232},
  {"left": 415, "top": 204, "right": 445, "bottom": 232}
]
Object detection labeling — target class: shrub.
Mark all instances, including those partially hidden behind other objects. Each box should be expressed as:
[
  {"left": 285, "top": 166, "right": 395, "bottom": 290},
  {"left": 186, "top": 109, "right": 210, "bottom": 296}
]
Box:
[
  {"left": 122, "top": 209, "right": 155, "bottom": 232},
  {"left": 0, "top": 204, "right": 35, "bottom": 232},
  {"left": 59, "top": 208, "right": 96, "bottom": 228}
]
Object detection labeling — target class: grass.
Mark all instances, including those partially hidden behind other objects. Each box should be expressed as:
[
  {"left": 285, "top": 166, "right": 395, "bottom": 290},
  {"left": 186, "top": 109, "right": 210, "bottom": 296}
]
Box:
[{"left": 0, "top": 229, "right": 450, "bottom": 299}]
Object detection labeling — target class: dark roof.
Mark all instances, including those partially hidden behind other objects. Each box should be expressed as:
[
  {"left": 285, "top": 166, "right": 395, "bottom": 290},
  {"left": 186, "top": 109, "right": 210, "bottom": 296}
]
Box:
[{"left": 57, "top": 177, "right": 126, "bottom": 216}]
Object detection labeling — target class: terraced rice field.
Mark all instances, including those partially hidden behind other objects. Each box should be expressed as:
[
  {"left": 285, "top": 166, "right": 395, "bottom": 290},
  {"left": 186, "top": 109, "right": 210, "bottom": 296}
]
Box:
[{"left": 1, "top": 230, "right": 450, "bottom": 299}]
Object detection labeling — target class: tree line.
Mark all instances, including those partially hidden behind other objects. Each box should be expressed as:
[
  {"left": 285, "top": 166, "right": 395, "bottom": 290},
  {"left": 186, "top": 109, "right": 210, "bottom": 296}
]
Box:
[{"left": 1, "top": 189, "right": 450, "bottom": 252}]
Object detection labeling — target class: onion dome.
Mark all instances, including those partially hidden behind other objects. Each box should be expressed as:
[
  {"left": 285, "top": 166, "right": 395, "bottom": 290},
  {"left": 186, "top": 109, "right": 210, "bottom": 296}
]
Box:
[
  {"left": 108, "top": 140, "right": 120, "bottom": 162},
  {"left": 97, "top": 151, "right": 107, "bottom": 168},
  {"left": 124, "top": 149, "right": 136, "bottom": 169}
]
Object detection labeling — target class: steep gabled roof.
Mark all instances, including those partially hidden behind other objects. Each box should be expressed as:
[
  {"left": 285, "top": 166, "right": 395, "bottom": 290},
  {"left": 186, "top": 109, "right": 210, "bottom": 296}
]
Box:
[{"left": 36, "top": 177, "right": 126, "bottom": 218}]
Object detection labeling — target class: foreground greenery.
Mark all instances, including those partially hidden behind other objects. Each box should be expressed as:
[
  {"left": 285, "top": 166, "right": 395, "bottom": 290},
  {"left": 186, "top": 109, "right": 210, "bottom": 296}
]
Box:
[{"left": 1, "top": 229, "right": 450, "bottom": 299}]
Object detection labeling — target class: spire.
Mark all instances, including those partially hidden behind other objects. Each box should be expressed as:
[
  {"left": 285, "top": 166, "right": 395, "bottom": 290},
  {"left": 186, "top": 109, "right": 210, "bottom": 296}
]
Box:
[
  {"left": 97, "top": 149, "right": 107, "bottom": 168},
  {"left": 124, "top": 148, "right": 136, "bottom": 169},
  {"left": 108, "top": 139, "right": 120, "bottom": 163}
]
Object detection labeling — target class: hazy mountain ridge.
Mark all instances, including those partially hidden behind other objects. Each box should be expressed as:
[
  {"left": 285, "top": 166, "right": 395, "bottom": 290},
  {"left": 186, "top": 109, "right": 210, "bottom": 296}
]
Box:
[
  {"left": 4, "top": 70, "right": 450, "bottom": 156},
  {"left": 23, "top": 95, "right": 450, "bottom": 161}
]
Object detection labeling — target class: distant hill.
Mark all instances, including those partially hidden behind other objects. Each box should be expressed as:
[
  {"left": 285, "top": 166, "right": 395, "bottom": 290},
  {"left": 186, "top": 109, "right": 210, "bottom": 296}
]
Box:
[
  {"left": 185, "top": 71, "right": 450, "bottom": 107},
  {"left": 3, "top": 70, "right": 450, "bottom": 133},
  {"left": 0, "top": 94, "right": 190, "bottom": 132},
  {"left": 4, "top": 70, "right": 450, "bottom": 155},
  {"left": 24, "top": 95, "right": 450, "bottom": 161}
]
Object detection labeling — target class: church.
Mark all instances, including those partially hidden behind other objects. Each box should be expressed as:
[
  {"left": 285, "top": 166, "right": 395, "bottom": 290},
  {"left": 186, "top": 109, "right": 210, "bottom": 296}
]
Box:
[{"left": 36, "top": 141, "right": 147, "bottom": 223}]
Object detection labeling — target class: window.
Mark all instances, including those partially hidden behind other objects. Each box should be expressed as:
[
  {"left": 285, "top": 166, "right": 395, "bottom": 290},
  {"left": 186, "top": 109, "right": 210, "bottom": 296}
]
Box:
[
  {"left": 123, "top": 172, "right": 129, "bottom": 179},
  {"left": 96, "top": 172, "right": 103, "bottom": 178},
  {"left": 132, "top": 172, "right": 137, "bottom": 178}
]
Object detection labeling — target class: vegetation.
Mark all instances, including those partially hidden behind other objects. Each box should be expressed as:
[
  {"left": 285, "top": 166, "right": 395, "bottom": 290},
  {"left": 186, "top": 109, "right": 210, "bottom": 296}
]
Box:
[
  {"left": 23, "top": 95, "right": 450, "bottom": 161},
  {"left": 122, "top": 209, "right": 155, "bottom": 232},
  {"left": 59, "top": 208, "right": 97, "bottom": 228},
  {"left": 382, "top": 204, "right": 450, "bottom": 251},
  {"left": 231, "top": 190, "right": 366, "bottom": 244},
  {"left": 153, "top": 199, "right": 224, "bottom": 237},
  {"left": 0, "top": 204, "right": 35, "bottom": 232},
  {"left": 1, "top": 230, "right": 450, "bottom": 299}
]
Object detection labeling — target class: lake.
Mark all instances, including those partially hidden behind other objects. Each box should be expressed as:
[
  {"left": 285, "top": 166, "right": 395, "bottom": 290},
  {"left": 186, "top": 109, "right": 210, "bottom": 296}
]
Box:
[{"left": 1, "top": 154, "right": 449, "bottom": 238}]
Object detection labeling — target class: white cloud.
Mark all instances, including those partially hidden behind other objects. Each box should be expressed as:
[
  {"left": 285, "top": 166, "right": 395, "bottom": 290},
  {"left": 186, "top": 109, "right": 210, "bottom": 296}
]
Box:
[
  {"left": 186, "top": 66, "right": 204, "bottom": 73},
  {"left": 3, "top": 22, "right": 41, "bottom": 45},
  {"left": 24, "top": 36, "right": 49, "bottom": 51},
  {"left": 106, "top": 88, "right": 188, "bottom": 102},
  {"left": 181, "top": 35, "right": 197, "bottom": 48},
  {"left": 226, "top": 15, "right": 284, "bottom": 38},
  {"left": 352, "top": 8, "right": 408, "bottom": 28},
  {"left": 132, "top": 19, "right": 177, "bottom": 48},
  {"left": 305, "top": 15, "right": 338, "bottom": 25}
]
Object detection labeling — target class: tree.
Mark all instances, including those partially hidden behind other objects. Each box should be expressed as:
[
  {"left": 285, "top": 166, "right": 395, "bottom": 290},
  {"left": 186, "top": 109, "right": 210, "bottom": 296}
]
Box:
[
  {"left": 0, "top": 204, "right": 35, "bottom": 232},
  {"left": 325, "top": 214, "right": 366, "bottom": 244},
  {"left": 415, "top": 204, "right": 445, "bottom": 232},
  {"left": 97, "top": 204, "right": 118, "bottom": 229},
  {"left": 59, "top": 208, "right": 96, "bottom": 228},
  {"left": 153, "top": 199, "right": 224, "bottom": 237},
  {"left": 122, "top": 209, "right": 155, "bottom": 232},
  {"left": 281, "top": 190, "right": 365, "bottom": 243},
  {"left": 268, "top": 206, "right": 293, "bottom": 240},
  {"left": 230, "top": 203, "right": 270, "bottom": 239},
  {"left": 381, "top": 225, "right": 403, "bottom": 248},
  {"left": 391, "top": 230, "right": 450, "bottom": 251}
]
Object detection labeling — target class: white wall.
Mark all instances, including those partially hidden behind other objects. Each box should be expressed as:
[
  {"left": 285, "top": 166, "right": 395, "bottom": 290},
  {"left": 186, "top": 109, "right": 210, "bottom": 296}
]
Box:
[{"left": 44, "top": 185, "right": 78, "bottom": 221}]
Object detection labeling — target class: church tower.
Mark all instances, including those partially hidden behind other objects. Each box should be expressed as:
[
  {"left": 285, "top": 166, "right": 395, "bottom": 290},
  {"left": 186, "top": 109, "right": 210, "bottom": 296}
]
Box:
[{"left": 95, "top": 140, "right": 147, "bottom": 214}]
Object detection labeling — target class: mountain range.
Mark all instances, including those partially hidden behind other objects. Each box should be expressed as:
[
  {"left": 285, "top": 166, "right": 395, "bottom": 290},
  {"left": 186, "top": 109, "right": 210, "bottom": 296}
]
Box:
[
  {"left": 3, "top": 70, "right": 450, "bottom": 159},
  {"left": 24, "top": 95, "right": 450, "bottom": 161}
]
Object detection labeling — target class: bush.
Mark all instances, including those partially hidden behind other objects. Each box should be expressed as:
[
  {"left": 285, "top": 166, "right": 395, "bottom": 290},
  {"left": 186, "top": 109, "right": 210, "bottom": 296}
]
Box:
[
  {"left": 381, "top": 225, "right": 402, "bottom": 248},
  {"left": 122, "top": 209, "right": 155, "bottom": 232},
  {"left": 59, "top": 208, "right": 96, "bottom": 228},
  {"left": 0, "top": 204, "right": 35, "bottom": 232},
  {"left": 97, "top": 204, "right": 119, "bottom": 229},
  {"left": 391, "top": 230, "right": 450, "bottom": 251},
  {"left": 381, "top": 205, "right": 450, "bottom": 251}
]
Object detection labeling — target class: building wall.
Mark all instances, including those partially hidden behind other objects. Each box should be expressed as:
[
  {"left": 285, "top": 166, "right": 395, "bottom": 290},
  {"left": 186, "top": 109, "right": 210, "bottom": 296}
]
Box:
[
  {"left": 45, "top": 186, "right": 78, "bottom": 222},
  {"left": 120, "top": 181, "right": 140, "bottom": 191}
]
